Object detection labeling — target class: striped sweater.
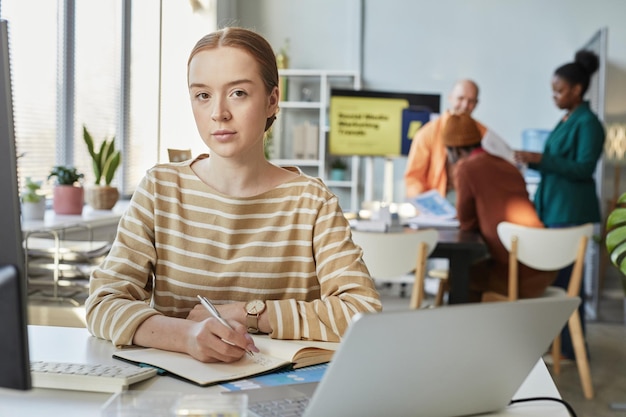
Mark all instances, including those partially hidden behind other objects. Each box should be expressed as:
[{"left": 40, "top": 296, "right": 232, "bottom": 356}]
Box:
[{"left": 85, "top": 158, "right": 382, "bottom": 346}]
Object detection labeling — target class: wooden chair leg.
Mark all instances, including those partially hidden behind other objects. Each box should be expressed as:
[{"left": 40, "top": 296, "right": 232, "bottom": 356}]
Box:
[
  {"left": 552, "top": 335, "right": 561, "bottom": 375},
  {"left": 569, "top": 311, "right": 594, "bottom": 399},
  {"left": 409, "top": 276, "right": 422, "bottom": 309},
  {"left": 410, "top": 243, "right": 428, "bottom": 309},
  {"left": 434, "top": 281, "right": 445, "bottom": 307}
]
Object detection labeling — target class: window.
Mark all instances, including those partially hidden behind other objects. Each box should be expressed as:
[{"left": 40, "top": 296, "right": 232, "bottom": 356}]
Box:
[
  {"left": 1, "top": 0, "right": 58, "bottom": 195},
  {"left": 1, "top": 0, "right": 216, "bottom": 198}
]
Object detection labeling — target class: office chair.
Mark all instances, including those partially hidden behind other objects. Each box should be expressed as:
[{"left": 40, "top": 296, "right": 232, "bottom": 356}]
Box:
[
  {"left": 351, "top": 228, "right": 439, "bottom": 309},
  {"left": 483, "top": 221, "right": 594, "bottom": 399}
]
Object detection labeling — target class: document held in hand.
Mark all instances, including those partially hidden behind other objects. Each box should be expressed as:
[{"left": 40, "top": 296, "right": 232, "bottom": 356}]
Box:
[
  {"left": 113, "top": 336, "right": 339, "bottom": 386},
  {"left": 481, "top": 129, "right": 516, "bottom": 165}
]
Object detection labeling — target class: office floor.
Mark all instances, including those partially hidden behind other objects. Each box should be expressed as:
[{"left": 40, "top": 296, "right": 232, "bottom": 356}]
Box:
[{"left": 28, "top": 274, "right": 625, "bottom": 417}]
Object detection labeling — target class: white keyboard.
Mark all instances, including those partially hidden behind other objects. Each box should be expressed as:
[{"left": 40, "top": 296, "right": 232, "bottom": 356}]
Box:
[{"left": 30, "top": 361, "right": 158, "bottom": 393}]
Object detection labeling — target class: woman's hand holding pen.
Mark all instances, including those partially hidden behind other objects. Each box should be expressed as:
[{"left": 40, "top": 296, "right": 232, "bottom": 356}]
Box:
[
  {"left": 186, "top": 296, "right": 259, "bottom": 363},
  {"left": 186, "top": 316, "right": 258, "bottom": 363}
]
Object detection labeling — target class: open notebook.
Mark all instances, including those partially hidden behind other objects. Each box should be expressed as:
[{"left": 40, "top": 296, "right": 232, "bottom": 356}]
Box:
[{"left": 113, "top": 335, "right": 338, "bottom": 386}]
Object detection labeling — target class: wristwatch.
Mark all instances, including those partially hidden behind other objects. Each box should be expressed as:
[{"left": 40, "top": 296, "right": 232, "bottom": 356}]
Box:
[{"left": 245, "top": 300, "right": 266, "bottom": 334}]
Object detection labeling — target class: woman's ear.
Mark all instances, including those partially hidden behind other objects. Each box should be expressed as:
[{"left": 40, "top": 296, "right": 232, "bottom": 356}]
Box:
[
  {"left": 573, "top": 83, "right": 583, "bottom": 98},
  {"left": 267, "top": 86, "right": 279, "bottom": 114}
]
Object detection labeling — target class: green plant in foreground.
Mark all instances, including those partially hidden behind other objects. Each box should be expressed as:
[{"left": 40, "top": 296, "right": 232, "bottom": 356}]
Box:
[
  {"left": 83, "top": 125, "right": 121, "bottom": 186},
  {"left": 605, "top": 192, "right": 626, "bottom": 293}
]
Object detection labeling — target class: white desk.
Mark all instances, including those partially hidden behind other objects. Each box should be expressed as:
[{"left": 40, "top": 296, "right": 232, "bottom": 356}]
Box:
[
  {"left": 21, "top": 201, "right": 128, "bottom": 239},
  {"left": 0, "top": 326, "right": 571, "bottom": 417},
  {"left": 22, "top": 202, "right": 128, "bottom": 302}
]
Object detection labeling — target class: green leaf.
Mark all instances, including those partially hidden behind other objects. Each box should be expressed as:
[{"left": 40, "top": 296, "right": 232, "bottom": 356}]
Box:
[
  {"left": 103, "top": 152, "right": 121, "bottom": 185},
  {"left": 48, "top": 165, "right": 84, "bottom": 185},
  {"left": 605, "top": 192, "right": 626, "bottom": 294},
  {"left": 82, "top": 125, "right": 121, "bottom": 186},
  {"left": 83, "top": 125, "right": 97, "bottom": 160},
  {"left": 607, "top": 207, "right": 626, "bottom": 230},
  {"left": 607, "top": 226, "right": 626, "bottom": 254}
]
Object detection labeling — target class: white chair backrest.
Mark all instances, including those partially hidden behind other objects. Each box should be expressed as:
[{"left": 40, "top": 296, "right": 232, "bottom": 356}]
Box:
[
  {"left": 496, "top": 222, "right": 593, "bottom": 271},
  {"left": 351, "top": 229, "right": 439, "bottom": 279}
]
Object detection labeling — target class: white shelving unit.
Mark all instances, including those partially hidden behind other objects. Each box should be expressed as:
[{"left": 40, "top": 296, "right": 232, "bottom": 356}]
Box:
[{"left": 271, "top": 69, "right": 361, "bottom": 212}]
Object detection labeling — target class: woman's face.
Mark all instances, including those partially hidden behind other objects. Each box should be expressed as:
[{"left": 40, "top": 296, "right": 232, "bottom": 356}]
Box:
[
  {"left": 188, "top": 46, "right": 278, "bottom": 160},
  {"left": 551, "top": 75, "right": 581, "bottom": 111}
]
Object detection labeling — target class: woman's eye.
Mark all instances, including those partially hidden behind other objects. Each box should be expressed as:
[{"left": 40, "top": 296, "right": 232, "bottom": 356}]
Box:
[
  {"left": 197, "top": 92, "right": 210, "bottom": 100},
  {"left": 232, "top": 90, "right": 246, "bottom": 98}
]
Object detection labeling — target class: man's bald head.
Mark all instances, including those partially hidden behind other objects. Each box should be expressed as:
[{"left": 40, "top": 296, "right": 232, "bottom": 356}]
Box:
[{"left": 448, "top": 79, "right": 479, "bottom": 115}]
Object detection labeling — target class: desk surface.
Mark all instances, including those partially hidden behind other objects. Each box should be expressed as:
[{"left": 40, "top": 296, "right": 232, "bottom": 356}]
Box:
[
  {"left": 21, "top": 201, "right": 128, "bottom": 233},
  {"left": 0, "top": 326, "right": 570, "bottom": 417}
]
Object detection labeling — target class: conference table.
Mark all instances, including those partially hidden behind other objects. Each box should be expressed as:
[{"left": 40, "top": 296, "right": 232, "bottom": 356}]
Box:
[
  {"left": 351, "top": 221, "right": 488, "bottom": 305},
  {"left": 0, "top": 326, "right": 571, "bottom": 416},
  {"left": 430, "top": 227, "right": 488, "bottom": 304}
]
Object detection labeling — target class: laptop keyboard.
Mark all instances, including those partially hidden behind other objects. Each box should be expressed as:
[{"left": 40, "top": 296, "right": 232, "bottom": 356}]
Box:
[{"left": 249, "top": 396, "right": 310, "bottom": 417}]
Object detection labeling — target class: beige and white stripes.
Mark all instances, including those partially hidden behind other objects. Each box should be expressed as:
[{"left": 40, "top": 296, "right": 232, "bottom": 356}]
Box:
[{"left": 85, "top": 158, "right": 382, "bottom": 346}]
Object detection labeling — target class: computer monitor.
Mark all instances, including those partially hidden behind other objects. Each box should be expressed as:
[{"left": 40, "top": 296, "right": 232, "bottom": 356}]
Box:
[{"left": 0, "top": 19, "right": 32, "bottom": 391}]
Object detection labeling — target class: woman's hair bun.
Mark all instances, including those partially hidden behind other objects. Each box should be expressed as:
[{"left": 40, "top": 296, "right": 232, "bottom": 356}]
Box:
[{"left": 574, "top": 50, "right": 600, "bottom": 75}]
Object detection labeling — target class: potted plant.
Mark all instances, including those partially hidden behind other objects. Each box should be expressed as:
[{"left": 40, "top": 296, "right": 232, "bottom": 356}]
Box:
[
  {"left": 329, "top": 158, "right": 347, "bottom": 181},
  {"left": 48, "top": 165, "right": 85, "bottom": 215},
  {"left": 605, "top": 192, "right": 626, "bottom": 323},
  {"left": 82, "top": 125, "right": 121, "bottom": 210},
  {"left": 20, "top": 177, "right": 46, "bottom": 221}
]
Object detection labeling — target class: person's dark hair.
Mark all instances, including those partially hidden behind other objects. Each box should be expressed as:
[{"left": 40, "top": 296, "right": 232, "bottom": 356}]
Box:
[
  {"left": 446, "top": 143, "right": 481, "bottom": 157},
  {"left": 187, "top": 27, "right": 279, "bottom": 131},
  {"left": 554, "top": 50, "right": 599, "bottom": 98}
]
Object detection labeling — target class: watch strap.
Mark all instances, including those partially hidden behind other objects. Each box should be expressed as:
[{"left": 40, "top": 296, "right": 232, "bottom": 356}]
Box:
[{"left": 246, "top": 313, "right": 260, "bottom": 334}]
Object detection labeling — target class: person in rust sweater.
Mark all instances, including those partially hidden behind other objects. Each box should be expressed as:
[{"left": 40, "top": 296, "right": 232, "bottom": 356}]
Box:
[{"left": 442, "top": 114, "right": 556, "bottom": 301}]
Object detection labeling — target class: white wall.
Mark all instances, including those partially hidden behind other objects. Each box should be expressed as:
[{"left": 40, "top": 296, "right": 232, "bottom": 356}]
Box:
[{"left": 230, "top": 0, "right": 626, "bottom": 202}]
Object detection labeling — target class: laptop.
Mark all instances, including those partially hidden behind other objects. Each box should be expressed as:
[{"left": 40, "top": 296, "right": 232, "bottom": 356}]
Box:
[{"left": 238, "top": 296, "right": 578, "bottom": 417}]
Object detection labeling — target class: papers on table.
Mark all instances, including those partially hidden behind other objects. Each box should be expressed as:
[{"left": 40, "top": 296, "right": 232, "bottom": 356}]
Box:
[
  {"left": 350, "top": 219, "right": 390, "bottom": 232},
  {"left": 405, "top": 216, "right": 460, "bottom": 229},
  {"left": 406, "top": 190, "right": 459, "bottom": 229},
  {"left": 409, "top": 190, "right": 456, "bottom": 219}
]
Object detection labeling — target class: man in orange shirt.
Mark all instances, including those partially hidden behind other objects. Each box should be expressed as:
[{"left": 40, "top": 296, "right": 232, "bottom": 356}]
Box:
[{"left": 404, "top": 79, "right": 487, "bottom": 199}]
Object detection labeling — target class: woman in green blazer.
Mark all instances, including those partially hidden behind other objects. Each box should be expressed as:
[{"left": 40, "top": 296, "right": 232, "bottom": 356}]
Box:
[{"left": 515, "top": 49, "right": 605, "bottom": 361}]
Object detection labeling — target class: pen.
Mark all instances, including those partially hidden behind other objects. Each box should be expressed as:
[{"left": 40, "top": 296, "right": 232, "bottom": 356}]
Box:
[{"left": 196, "top": 295, "right": 254, "bottom": 356}]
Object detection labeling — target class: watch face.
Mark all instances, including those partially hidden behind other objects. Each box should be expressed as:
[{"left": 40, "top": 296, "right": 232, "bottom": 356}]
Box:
[{"left": 247, "top": 300, "right": 265, "bottom": 314}]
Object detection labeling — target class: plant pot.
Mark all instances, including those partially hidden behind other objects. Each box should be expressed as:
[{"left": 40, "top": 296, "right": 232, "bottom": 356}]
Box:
[
  {"left": 330, "top": 168, "right": 346, "bottom": 181},
  {"left": 53, "top": 185, "right": 84, "bottom": 215},
  {"left": 85, "top": 185, "right": 119, "bottom": 210},
  {"left": 21, "top": 199, "right": 46, "bottom": 221}
]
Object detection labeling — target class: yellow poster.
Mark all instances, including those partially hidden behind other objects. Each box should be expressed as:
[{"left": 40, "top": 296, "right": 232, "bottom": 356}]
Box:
[{"left": 329, "top": 96, "right": 409, "bottom": 156}]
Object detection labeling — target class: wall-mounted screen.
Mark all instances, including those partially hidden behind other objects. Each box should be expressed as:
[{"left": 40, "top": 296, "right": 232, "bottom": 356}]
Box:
[{"left": 329, "top": 89, "right": 440, "bottom": 157}]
